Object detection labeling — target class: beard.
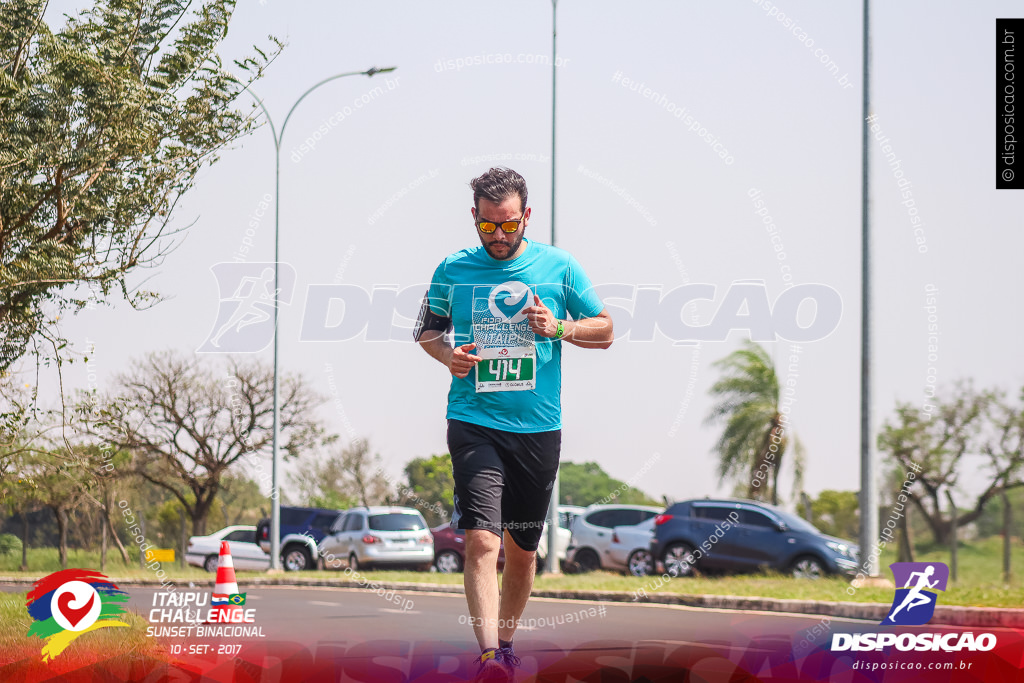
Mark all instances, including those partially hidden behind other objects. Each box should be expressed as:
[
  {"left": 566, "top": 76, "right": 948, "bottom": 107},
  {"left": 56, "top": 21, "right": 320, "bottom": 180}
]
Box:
[{"left": 479, "top": 229, "right": 525, "bottom": 261}]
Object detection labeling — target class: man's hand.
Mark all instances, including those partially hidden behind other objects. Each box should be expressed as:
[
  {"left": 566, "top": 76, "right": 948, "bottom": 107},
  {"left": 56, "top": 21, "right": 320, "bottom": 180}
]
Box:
[
  {"left": 524, "top": 295, "right": 558, "bottom": 338},
  {"left": 449, "top": 342, "right": 482, "bottom": 378}
]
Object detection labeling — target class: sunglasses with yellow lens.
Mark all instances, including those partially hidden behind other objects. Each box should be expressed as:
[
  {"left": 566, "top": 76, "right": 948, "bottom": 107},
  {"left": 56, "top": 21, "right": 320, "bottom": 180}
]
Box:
[{"left": 476, "top": 211, "right": 526, "bottom": 234}]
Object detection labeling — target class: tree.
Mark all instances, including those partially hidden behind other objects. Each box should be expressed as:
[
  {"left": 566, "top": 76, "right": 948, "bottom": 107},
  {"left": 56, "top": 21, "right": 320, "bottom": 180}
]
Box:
[
  {"left": 0, "top": 445, "right": 45, "bottom": 570},
  {"left": 879, "top": 383, "right": 1024, "bottom": 546},
  {"left": 810, "top": 490, "right": 859, "bottom": 540},
  {"left": 402, "top": 454, "right": 455, "bottom": 526},
  {"left": 35, "top": 452, "right": 89, "bottom": 569},
  {"left": 82, "top": 350, "right": 328, "bottom": 535},
  {"left": 1, "top": 446, "right": 91, "bottom": 570},
  {"left": 558, "top": 461, "right": 660, "bottom": 507},
  {"left": 288, "top": 439, "right": 391, "bottom": 510},
  {"left": 0, "top": 0, "right": 279, "bottom": 375},
  {"left": 705, "top": 341, "right": 790, "bottom": 504},
  {"left": 70, "top": 441, "right": 132, "bottom": 567}
]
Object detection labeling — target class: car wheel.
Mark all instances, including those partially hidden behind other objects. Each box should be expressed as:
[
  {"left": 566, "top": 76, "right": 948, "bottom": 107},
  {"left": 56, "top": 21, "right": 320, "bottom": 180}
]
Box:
[
  {"left": 574, "top": 548, "right": 601, "bottom": 573},
  {"left": 434, "top": 550, "right": 463, "bottom": 574},
  {"left": 203, "top": 555, "right": 219, "bottom": 573},
  {"left": 349, "top": 553, "right": 360, "bottom": 572},
  {"left": 791, "top": 555, "right": 826, "bottom": 579},
  {"left": 282, "top": 546, "right": 311, "bottom": 572},
  {"left": 663, "top": 542, "right": 697, "bottom": 577},
  {"left": 627, "top": 549, "right": 653, "bottom": 577}
]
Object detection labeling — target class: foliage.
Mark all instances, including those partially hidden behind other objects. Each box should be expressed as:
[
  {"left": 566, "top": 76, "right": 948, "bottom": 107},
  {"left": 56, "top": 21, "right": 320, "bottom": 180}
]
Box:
[
  {"left": 80, "top": 350, "right": 329, "bottom": 535},
  {"left": 810, "top": 490, "right": 859, "bottom": 540},
  {"left": 289, "top": 439, "right": 391, "bottom": 510},
  {"left": 0, "top": 0, "right": 280, "bottom": 375},
  {"left": 974, "top": 487, "right": 1024, "bottom": 540},
  {"left": 558, "top": 461, "right": 660, "bottom": 507},
  {"left": 705, "top": 341, "right": 790, "bottom": 504},
  {"left": 0, "top": 533, "right": 22, "bottom": 556},
  {"left": 878, "top": 382, "right": 1024, "bottom": 545},
  {"left": 401, "top": 454, "right": 454, "bottom": 527}
]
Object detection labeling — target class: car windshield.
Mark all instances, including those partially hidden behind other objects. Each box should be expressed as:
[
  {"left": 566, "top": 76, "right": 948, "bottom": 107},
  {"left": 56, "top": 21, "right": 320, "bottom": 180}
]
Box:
[
  {"left": 773, "top": 509, "right": 822, "bottom": 535},
  {"left": 368, "top": 513, "right": 425, "bottom": 531}
]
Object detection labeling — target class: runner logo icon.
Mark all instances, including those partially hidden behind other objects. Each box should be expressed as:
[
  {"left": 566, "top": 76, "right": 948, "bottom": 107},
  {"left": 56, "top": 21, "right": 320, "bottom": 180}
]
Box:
[
  {"left": 197, "top": 262, "right": 296, "bottom": 353},
  {"left": 882, "top": 562, "right": 949, "bottom": 626}
]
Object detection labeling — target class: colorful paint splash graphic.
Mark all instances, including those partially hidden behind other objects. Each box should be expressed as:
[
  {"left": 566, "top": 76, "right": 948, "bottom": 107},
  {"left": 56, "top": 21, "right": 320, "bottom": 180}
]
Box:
[{"left": 25, "top": 569, "right": 130, "bottom": 661}]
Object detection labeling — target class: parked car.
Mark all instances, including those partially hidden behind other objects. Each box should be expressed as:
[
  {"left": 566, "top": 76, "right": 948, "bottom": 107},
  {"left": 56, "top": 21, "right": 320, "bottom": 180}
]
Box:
[
  {"left": 319, "top": 506, "right": 433, "bottom": 571},
  {"left": 256, "top": 506, "right": 343, "bottom": 571},
  {"left": 558, "top": 505, "right": 586, "bottom": 533},
  {"left": 606, "top": 517, "right": 657, "bottom": 576},
  {"left": 431, "top": 525, "right": 506, "bottom": 573},
  {"left": 185, "top": 525, "right": 270, "bottom": 573},
  {"left": 566, "top": 504, "right": 662, "bottom": 572},
  {"left": 430, "top": 504, "right": 579, "bottom": 573},
  {"left": 650, "top": 498, "right": 859, "bottom": 579},
  {"left": 537, "top": 505, "right": 579, "bottom": 571}
]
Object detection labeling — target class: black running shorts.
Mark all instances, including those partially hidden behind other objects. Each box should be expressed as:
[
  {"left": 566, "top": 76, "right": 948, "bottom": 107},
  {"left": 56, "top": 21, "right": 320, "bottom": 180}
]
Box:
[{"left": 447, "top": 418, "right": 561, "bottom": 552}]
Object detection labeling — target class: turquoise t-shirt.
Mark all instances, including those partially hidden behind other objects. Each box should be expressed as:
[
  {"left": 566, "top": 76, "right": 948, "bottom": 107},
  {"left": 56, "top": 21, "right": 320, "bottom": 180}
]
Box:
[{"left": 427, "top": 239, "right": 604, "bottom": 433}]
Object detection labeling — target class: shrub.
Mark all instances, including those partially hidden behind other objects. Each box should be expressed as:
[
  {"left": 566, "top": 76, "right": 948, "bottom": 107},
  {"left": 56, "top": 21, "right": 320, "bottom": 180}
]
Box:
[{"left": 0, "top": 534, "right": 23, "bottom": 556}]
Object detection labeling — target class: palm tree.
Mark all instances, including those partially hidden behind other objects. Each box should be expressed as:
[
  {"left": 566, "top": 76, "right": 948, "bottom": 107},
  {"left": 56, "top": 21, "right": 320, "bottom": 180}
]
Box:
[{"left": 705, "top": 341, "right": 788, "bottom": 504}]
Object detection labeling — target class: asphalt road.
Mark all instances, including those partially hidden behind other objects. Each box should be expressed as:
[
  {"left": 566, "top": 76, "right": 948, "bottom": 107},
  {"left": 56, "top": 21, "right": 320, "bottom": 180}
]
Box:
[{"left": 5, "top": 583, "right": 1018, "bottom": 681}]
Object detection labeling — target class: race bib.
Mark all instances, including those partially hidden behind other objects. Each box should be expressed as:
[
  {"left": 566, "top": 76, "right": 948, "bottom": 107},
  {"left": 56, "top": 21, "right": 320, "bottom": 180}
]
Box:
[
  {"left": 475, "top": 346, "right": 536, "bottom": 392},
  {"left": 472, "top": 281, "right": 537, "bottom": 393}
]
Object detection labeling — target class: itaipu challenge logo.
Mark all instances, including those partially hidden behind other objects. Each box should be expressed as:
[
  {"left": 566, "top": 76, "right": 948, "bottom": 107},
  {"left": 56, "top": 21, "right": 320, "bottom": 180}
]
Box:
[
  {"left": 25, "top": 569, "right": 130, "bottom": 661},
  {"left": 882, "top": 562, "right": 949, "bottom": 626}
]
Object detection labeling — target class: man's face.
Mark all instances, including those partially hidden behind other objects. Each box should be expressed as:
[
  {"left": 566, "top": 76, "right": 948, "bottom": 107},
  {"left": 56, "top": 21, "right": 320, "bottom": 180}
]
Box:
[{"left": 472, "top": 196, "right": 529, "bottom": 261}]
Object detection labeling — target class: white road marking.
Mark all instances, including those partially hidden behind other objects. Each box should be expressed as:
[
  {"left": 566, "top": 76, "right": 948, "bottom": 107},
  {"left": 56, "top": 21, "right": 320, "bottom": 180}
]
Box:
[
  {"left": 379, "top": 608, "right": 421, "bottom": 614},
  {"left": 308, "top": 601, "right": 341, "bottom": 606}
]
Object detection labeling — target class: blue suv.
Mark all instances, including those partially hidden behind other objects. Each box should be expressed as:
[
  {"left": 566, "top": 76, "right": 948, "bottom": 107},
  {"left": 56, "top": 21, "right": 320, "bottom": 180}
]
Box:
[
  {"left": 650, "top": 499, "right": 859, "bottom": 579},
  {"left": 256, "top": 506, "right": 343, "bottom": 571}
]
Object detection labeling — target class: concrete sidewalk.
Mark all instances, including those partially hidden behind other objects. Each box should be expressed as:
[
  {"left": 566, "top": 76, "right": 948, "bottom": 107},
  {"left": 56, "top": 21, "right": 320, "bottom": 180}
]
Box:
[{"left": 4, "top": 574, "right": 1020, "bottom": 628}]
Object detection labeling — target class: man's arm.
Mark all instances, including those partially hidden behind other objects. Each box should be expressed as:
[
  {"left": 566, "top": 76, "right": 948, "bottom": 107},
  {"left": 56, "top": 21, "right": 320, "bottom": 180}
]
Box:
[
  {"left": 563, "top": 309, "right": 614, "bottom": 350},
  {"left": 418, "top": 333, "right": 482, "bottom": 377},
  {"left": 523, "top": 296, "right": 614, "bottom": 350}
]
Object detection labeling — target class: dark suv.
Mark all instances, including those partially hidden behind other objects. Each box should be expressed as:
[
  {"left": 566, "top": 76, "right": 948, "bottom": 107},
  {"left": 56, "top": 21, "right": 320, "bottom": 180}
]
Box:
[
  {"left": 650, "top": 499, "right": 858, "bottom": 579},
  {"left": 257, "top": 506, "right": 343, "bottom": 571}
]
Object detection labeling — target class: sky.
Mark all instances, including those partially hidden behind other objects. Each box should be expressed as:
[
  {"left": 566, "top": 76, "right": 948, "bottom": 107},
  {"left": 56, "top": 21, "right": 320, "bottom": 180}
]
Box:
[{"left": 38, "top": 0, "right": 1024, "bottom": 511}]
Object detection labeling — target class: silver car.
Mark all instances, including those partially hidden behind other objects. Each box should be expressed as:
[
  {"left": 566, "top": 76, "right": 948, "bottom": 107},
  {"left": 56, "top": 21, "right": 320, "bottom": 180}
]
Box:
[
  {"left": 606, "top": 517, "right": 657, "bottom": 576},
  {"left": 319, "top": 506, "right": 433, "bottom": 571},
  {"left": 567, "top": 504, "right": 662, "bottom": 572}
]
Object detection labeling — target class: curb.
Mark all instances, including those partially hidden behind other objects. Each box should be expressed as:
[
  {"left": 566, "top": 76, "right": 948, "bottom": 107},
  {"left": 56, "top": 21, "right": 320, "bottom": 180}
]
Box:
[{"left": 3, "top": 576, "right": 1021, "bottom": 628}]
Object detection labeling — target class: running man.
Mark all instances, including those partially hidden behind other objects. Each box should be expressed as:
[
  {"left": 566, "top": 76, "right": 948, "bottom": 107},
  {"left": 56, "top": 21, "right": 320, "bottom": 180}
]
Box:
[
  {"left": 209, "top": 267, "right": 277, "bottom": 347},
  {"left": 415, "top": 167, "right": 613, "bottom": 682},
  {"left": 888, "top": 564, "right": 939, "bottom": 622}
]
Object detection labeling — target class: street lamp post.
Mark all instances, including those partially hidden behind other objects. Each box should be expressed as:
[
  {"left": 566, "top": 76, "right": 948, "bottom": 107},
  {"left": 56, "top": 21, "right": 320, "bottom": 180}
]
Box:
[
  {"left": 246, "top": 66, "right": 397, "bottom": 571},
  {"left": 544, "top": 0, "right": 562, "bottom": 575},
  {"left": 859, "top": 0, "right": 878, "bottom": 578}
]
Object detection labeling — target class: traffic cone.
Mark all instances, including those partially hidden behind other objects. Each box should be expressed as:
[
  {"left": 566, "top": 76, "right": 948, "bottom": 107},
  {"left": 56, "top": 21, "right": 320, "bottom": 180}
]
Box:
[{"left": 206, "top": 541, "right": 245, "bottom": 623}]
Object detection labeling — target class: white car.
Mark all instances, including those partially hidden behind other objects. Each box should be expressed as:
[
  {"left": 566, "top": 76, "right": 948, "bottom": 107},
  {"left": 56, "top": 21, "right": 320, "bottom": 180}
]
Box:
[
  {"left": 185, "top": 525, "right": 270, "bottom": 573},
  {"left": 567, "top": 504, "right": 662, "bottom": 572},
  {"left": 606, "top": 517, "right": 657, "bottom": 576},
  {"left": 536, "top": 505, "right": 582, "bottom": 571}
]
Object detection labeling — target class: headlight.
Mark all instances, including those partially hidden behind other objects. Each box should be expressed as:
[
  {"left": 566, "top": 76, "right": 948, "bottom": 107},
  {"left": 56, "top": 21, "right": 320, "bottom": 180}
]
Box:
[{"left": 826, "top": 541, "right": 856, "bottom": 559}]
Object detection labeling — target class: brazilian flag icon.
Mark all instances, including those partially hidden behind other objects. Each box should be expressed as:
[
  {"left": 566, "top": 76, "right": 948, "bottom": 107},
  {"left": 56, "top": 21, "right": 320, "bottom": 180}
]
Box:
[{"left": 228, "top": 593, "right": 246, "bottom": 606}]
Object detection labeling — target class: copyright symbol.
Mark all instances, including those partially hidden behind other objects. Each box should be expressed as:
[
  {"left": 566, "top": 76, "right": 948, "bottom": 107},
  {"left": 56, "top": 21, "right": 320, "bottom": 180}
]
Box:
[{"left": 1003, "top": 169, "right": 1014, "bottom": 182}]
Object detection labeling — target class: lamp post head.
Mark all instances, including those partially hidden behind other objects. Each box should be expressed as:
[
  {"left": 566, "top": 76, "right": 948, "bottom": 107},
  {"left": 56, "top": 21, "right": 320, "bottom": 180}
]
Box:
[{"left": 365, "top": 66, "right": 398, "bottom": 77}]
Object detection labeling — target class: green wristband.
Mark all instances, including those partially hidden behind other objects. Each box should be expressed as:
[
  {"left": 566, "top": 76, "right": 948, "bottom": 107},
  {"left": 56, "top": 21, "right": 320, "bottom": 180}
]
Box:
[{"left": 555, "top": 320, "right": 564, "bottom": 339}]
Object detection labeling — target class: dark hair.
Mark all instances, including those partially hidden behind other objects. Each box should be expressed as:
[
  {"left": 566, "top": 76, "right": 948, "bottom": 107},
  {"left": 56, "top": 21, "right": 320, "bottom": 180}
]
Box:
[{"left": 469, "top": 167, "right": 528, "bottom": 212}]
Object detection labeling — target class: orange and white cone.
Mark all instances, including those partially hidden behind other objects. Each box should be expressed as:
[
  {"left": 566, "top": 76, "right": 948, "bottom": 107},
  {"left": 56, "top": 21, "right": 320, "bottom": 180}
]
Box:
[{"left": 206, "top": 541, "right": 244, "bottom": 623}]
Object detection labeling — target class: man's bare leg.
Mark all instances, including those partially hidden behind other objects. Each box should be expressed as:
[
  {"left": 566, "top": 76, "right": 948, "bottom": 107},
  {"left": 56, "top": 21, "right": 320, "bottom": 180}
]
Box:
[
  {"left": 497, "top": 530, "right": 536, "bottom": 644},
  {"left": 464, "top": 529, "right": 502, "bottom": 650}
]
